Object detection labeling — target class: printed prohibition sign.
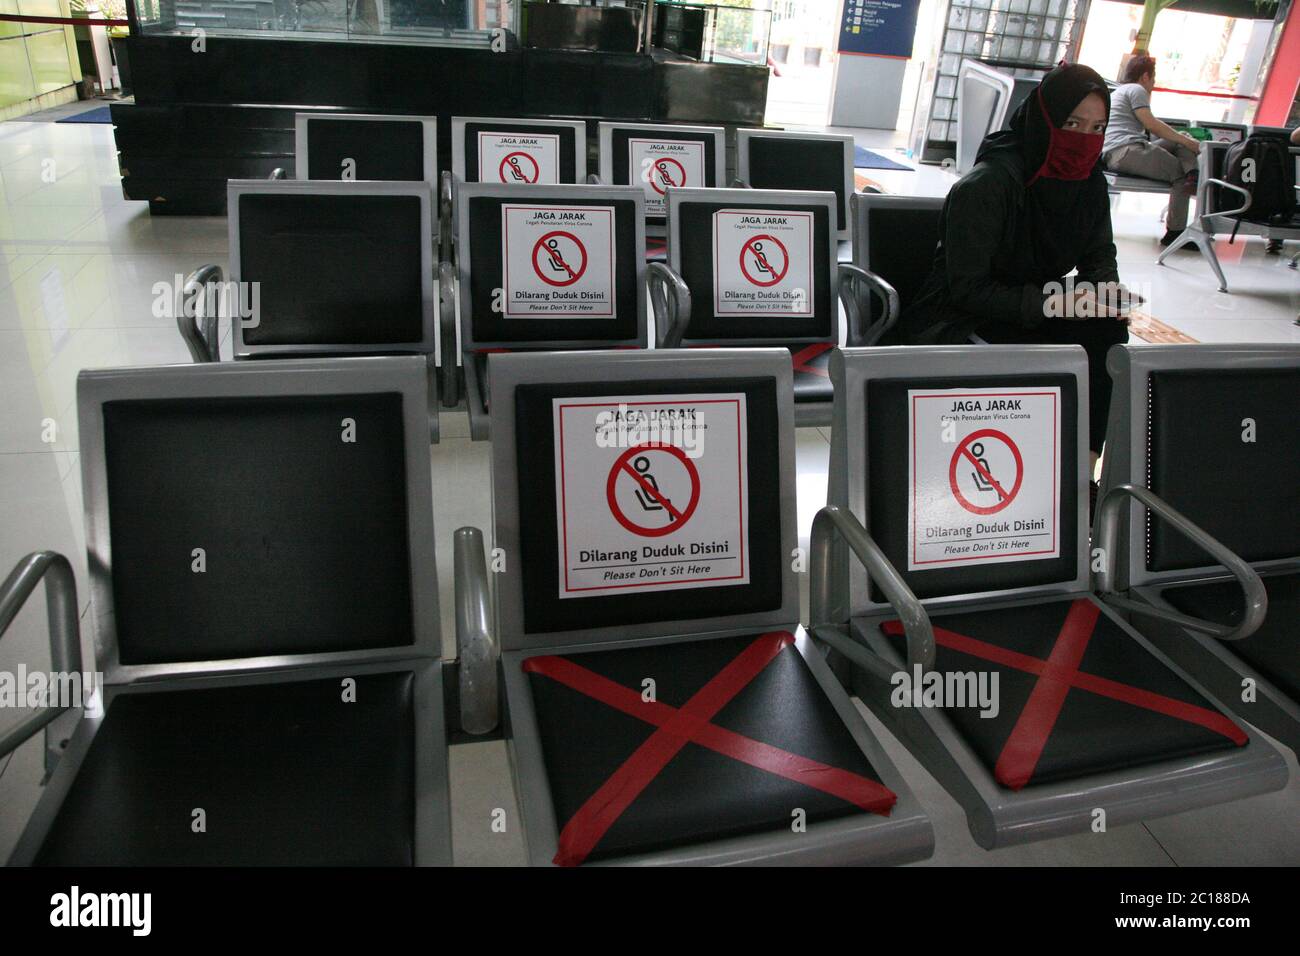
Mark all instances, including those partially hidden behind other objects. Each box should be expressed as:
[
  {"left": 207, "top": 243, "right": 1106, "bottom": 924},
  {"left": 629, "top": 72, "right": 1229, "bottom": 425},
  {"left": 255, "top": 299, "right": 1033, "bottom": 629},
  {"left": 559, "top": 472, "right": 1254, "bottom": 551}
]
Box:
[
  {"left": 532, "top": 231, "right": 587, "bottom": 287},
  {"left": 648, "top": 156, "right": 686, "bottom": 195},
  {"left": 523, "top": 632, "right": 897, "bottom": 866},
  {"left": 948, "top": 428, "right": 1024, "bottom": 516},
  {"left": 605, "top": 443, "right": 700, "bottom": 537},
  {"left": 882, "top": 600, "right": 1246, "bottom": 791},
  {"left": 739, "top": 234, "right": 789, "bottom": 287},
  {"left": 499, "top": 150, "right": 540, "bottom": 184}
]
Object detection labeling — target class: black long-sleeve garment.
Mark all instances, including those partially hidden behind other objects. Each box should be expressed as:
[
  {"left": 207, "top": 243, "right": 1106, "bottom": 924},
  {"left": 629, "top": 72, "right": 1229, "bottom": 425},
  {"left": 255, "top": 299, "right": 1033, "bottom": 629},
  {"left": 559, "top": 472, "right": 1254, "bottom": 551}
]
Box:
[{"left": 897, "top": 122, "right": 1128, "bottom": 453}]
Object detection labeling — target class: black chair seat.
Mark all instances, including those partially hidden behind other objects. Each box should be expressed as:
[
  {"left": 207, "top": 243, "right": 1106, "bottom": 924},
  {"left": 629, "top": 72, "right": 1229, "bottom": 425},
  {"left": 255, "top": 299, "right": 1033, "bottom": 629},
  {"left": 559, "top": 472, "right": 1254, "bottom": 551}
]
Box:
[
  {"left": 880, "top": 598, "right": 1246, "bottom": 790},
  {"left": 1159, "top": 572, "right": 1300, "bottom": 702},
  {"left": 35, "top": 672, "right": 418, "bottom": 866},
  {"left": 524, "top": 630, "right": 894, "bottom": 865},
  {"left": 788, "top": 343, "right": 833, "bottom": 403}
]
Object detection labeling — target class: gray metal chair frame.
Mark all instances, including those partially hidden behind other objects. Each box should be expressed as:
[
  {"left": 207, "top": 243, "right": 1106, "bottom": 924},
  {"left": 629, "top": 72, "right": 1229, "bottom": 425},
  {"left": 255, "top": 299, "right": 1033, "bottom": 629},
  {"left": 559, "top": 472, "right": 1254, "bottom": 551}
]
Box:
[
  {"left": 0, "top": 357, "right": 499, "bottom": 866},
  {"left": 815, "top": 344, "right": 1288, "bottom": 849},
  {"left": 1097, "top": 343, "right": 1300, "bottom": 757},
  {"left": 454, "top": 348, "right": 935, "bottom": 865}
]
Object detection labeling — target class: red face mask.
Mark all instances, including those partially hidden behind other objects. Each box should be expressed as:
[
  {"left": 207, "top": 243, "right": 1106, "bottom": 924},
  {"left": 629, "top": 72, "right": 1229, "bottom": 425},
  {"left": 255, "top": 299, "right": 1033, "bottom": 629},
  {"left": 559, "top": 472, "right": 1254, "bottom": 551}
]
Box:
[{"left": 1030, "top": 88, "right": 1104, "bottom": 183}]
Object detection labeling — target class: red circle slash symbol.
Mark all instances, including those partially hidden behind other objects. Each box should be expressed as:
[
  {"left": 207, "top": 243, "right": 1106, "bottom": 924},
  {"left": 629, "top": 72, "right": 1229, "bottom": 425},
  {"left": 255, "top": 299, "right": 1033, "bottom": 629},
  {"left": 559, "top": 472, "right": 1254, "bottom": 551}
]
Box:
[
  {"left": 648, "top": 156, "right": 686, "bottom": 195},
  {"left": 499, "top": 151, "right": 540, "bottom": 183},
  {"left": 532, "top": 231, "right": 588, "bottom": 287},
  {"left": 739, "top": 234, "right": 789, "bottom": 287},
  {"left": 605, "top": 444, "right": 701, "bottom": 537},
  {"left": 948, "top": 429, "right": 1024, "bottom": 516}
]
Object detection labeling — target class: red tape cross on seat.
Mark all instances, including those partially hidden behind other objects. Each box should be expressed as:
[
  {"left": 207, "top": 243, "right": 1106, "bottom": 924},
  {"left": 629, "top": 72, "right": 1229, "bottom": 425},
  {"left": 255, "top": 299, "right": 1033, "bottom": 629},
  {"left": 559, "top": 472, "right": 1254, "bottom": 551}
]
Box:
[
  {"left": 882, "top": 599, "right": 1246, "bottom": 791},
  {"left": 524, "top": 631, "right": 896, "bottom": 866}
]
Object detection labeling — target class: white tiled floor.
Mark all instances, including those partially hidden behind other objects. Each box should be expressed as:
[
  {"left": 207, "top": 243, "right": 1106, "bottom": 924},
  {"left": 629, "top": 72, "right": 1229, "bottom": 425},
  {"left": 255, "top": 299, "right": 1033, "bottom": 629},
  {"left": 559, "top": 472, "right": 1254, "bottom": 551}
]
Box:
[{"left": 0, "top": 120, "right": 1296, "bottom": 866}]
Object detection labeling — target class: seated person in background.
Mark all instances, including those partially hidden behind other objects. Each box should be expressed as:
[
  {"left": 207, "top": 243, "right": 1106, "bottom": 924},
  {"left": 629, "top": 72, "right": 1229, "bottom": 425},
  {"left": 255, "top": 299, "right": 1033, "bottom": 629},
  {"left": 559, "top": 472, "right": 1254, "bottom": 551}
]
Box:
[
  {"left": 898, "top": 63, "right": 1132, "bottom": 498},
  {"left": 1103, "top": 55, "right": 1201, "bottom": 246}
]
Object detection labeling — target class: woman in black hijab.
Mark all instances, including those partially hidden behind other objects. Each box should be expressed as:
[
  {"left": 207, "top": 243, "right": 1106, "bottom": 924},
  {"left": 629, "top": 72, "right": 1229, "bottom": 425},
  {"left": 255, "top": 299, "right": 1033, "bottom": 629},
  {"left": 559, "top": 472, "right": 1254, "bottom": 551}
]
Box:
[{"left": 899, "top": 63, "right": 1131, "bottom": 474}]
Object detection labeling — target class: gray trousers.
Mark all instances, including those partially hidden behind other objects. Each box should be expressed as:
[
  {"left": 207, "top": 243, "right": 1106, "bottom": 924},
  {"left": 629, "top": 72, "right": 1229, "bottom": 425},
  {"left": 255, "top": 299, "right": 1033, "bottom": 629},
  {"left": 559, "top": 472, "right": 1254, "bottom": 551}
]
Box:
[{"left": 1104, "top": 140, "right": 1199, "bottom": 230}]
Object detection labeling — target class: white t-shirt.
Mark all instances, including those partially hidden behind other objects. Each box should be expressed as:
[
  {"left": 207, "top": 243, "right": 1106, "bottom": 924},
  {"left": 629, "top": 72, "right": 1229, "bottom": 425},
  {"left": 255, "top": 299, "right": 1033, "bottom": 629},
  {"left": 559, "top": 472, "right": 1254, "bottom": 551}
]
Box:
[{"left": 1104, "top": 83, "right": 1152, "bottom": 155}]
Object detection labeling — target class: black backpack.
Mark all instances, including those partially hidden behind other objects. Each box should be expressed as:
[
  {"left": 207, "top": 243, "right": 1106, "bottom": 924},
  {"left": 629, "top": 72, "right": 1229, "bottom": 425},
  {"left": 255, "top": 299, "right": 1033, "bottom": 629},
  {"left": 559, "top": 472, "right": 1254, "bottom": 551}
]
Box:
[{"left": 1221, "top": 132, "right": 1296, "bottom": 239}]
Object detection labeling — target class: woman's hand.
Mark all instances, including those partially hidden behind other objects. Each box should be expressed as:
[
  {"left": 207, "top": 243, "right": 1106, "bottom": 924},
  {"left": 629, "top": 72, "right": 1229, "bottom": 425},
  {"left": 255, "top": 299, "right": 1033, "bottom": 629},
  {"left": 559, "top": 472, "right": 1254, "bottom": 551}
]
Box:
[{"left": 1052, "top": 283, "right": 1139, "bottom": 321}]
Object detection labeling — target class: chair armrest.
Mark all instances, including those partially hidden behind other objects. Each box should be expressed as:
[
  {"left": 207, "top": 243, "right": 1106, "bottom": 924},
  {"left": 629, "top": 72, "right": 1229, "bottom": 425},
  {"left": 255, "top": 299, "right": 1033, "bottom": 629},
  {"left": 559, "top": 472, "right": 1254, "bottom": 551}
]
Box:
[
  {"left": 454, "top": 527, "right": 499, "bottom": 735},
  {"left": 268, "top": 167, "right": 288, "bottom": 180},
  {"left": 0, "top": 552, "right": 82, "bottom": 762},
  {"left": 438, "top": 260, "right": 460, "bottom": 409},
  {"left": 809, "top": 505, "right": 935, "bottom": 672},
  {"left": 1093, "top": 483, "right": 1267, "bottom": 642},
  {"left": 180, "top": 264, "right": 223, "bottom": 363},
  {"left": 1203, "top": 177, "right": 1252, "bottom": 219},
  {"left": 586, "top": 173, "right": 602, "bottom": 185},
  {"left": 647, "top": 261, "right": 692, "bottom": 349},
  {"left": 439, "top": 170, "right": 454, "bottom": 264},
  {"left": 837, "top": 262, "right": 899, "bottom": 346}
]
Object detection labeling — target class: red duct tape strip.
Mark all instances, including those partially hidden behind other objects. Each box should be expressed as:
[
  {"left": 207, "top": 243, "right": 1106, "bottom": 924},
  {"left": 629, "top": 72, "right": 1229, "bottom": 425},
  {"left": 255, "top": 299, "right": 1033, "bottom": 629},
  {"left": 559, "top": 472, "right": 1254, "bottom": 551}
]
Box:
[
  {"left": 994, "top": 599, "right": 1098, "bottom": 789},
  {"left": 790, "top": 342, "right": 833, "bottom": 377},
  {"left": 525, "top": 631, "right": 896, "bottom": 866},
  {"left": 882, "top": 599, "right": 1246, "bottom": 790}
]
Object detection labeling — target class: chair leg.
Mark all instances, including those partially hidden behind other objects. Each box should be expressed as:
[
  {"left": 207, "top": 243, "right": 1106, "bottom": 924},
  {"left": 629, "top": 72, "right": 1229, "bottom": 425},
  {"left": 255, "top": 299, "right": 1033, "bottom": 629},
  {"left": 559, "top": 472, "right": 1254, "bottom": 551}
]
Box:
[
  {"left": 1155, "top": 226, "right": 1196, "bottom": 262},
  {"left": 1157, "top": 223, "right": 1229, "bottom": 293},
  {"left": 1195, "top": 232, "right": 1230, "bottom": 293}
]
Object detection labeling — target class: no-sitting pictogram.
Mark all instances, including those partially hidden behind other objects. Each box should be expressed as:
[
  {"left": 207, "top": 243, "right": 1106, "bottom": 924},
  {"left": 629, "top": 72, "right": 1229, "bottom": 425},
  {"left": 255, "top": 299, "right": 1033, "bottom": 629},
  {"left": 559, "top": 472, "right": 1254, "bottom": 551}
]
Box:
[
  {"left": 948, "top": 428, "right": 1024, "bottom": 516},
  {"left": 500, "top": 150, "right": 540, "bottom": 184},
  {"left": 739, "top": 234, "right": 789, "bottom": 287},
  {"left": 605, "top": 444, "right": 701, "bottom": 537},
  {"left": 532, "top": 231, "right": 588, "bottom": 287},
  {"left": 647, "top": 156, "right": 686, "bottom": 195}
]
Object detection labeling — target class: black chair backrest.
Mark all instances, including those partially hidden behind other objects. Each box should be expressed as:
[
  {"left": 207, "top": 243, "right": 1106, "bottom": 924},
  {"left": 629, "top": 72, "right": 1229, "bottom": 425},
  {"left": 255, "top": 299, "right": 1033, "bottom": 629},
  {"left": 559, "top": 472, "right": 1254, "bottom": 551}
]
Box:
[
  {"left": 1248, "top": 125, "right": 1294, "bottom": 138},
  {"left": 455, "top": 118, "right": 586, "bottom": 184},
  {"left": 230, "top": 181, "right": 433, "bottom": 354},
  {"left": 100, "top": 389, "right": 417, "bottom": 664},
  {"left": 852, "top": 195, "right": 943, "bottom": 313},
  {"left": 459, "top": 184, "right": 646, "bottom": 349},
  {"left": 864, "top": 369, "right": 1082, "bottom": 601},
  {"left": 598, "top": 121, "right": 725, "bottom": 227},
  {"left": 1145, "top": 366, "right": 1300, "bottom": 571},
  {"left": 738, "top": 130, "right": 853, "bottom": 237},
  {"left": 667, "top": 187, "right": 838, "bottom": 345},
  {"left": 296, "top": 113, "right": 436, "bottom": 183},
  {"left": 487, "top": 349, "right": 798, "bottom": 646}
]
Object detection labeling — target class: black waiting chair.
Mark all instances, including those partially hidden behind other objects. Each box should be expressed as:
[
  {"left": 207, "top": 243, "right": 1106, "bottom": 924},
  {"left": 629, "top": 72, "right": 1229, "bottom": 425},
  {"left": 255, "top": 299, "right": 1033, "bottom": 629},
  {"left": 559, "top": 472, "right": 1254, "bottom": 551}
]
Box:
[
  {"left": 293, "top": 112, "right": 439, "bottom": 185},
  {"left": 595, "top": 120, "right": 726, "bottom": 235},
  {"left": 0, "top": 357, "right": 497, "bottom": 865},
  {"left": 450, "top": 116, "right": 588, "bottom": 186},
  {"left": 1097, "top": 343, "right": 1300, "bottom": 758},
  {"left": 811, "top": 343, "right": 1288, "bottom": 849},
  {"left": 1158, "top": 141, "right": 1300, "bottom": 292},
  {"left": 648, "top": 186, "right": 894, "bottom": 427},
  {"left": 454, "top": 347, "right": 934, "bottom": 865},
  {"left": 849, "top": 191, "right": 943, "bottom": 335},
  {"left": 735, "top": 129, "right": 855, "bottom": 241},
  {"left": 180, "top": 178, "right": 454, "bottom": 432},
  {"left": 451, "top": 181, "right": 649, "bottom": 440}
]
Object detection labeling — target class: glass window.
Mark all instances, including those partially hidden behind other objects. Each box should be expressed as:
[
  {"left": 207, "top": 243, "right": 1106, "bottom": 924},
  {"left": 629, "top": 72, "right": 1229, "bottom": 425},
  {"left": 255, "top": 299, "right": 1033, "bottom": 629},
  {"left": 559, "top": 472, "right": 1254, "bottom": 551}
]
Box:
[{"left": 1077, "top": 0, "right": 1269, "bottom": 124}]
